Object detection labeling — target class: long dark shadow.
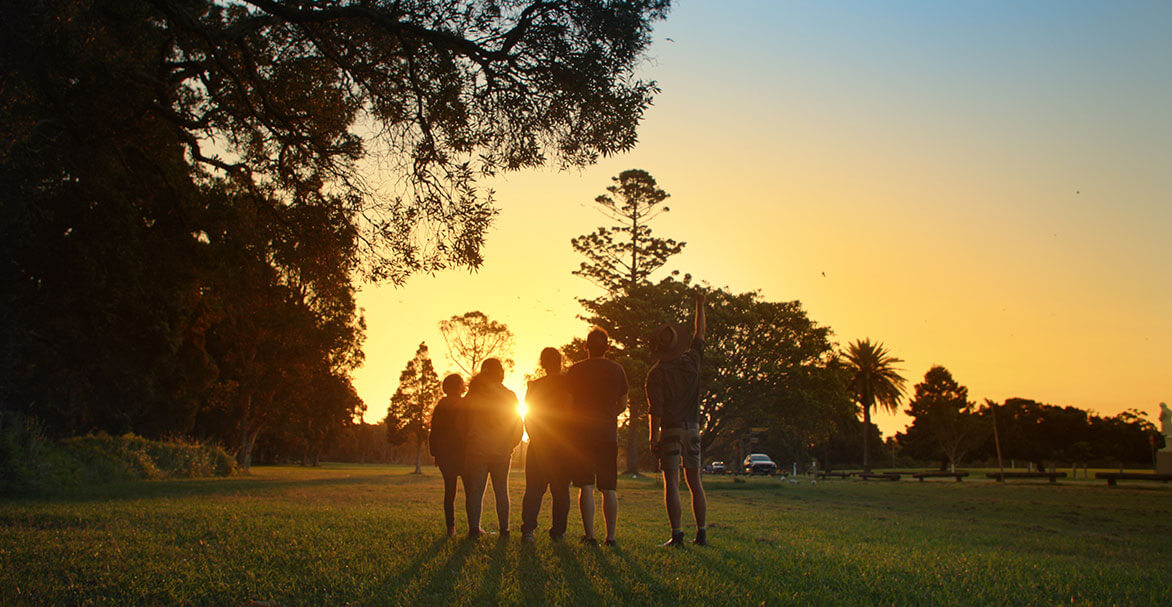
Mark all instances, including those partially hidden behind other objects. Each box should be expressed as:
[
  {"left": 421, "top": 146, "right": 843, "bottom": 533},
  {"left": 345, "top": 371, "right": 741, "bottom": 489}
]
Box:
[
  {"left": 360, "top": 535, "right": 450, "bottom": 605},
  {"left": 611, "top": 546, "right": 686, "bottom": 606},
  {"left": 550, "top": 541, "right": 603, "bottom": 605},
  {"left": 472, "top": 536, "right": 512, "bottom": 604},
  {"left": 409, "top": 536, "right": 479, "bottom": 605},
  {"left": 518, "top": 544, "right": 548, "bottom": 606}
]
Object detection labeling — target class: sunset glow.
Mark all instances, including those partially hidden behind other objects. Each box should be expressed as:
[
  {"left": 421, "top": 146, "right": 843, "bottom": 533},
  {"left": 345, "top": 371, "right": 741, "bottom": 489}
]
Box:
[{"left": 354, "top": 2, "right": 1171, "bottom": 437}]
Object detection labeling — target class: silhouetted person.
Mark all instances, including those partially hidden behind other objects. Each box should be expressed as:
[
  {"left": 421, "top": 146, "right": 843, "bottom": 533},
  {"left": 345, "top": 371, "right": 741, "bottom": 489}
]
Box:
[
  {"left": 566, "top": 328, "right": 628, "bottom": 546},
  {"left": 462, "top": 358, "right": 522, "bottom": 538},
  {"left": 647, "top": 288, "right": 708, "bottom": 547},
  {"left": 520, "top": 348, "right": 573, "bottom": 542},
  {"left": 429, "top": 374, "right": 467, "bottom": 537}
]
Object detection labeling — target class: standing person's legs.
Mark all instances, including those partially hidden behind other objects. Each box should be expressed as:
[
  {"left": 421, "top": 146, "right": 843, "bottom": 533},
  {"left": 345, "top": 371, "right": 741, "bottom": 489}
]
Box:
[
  {"left": 578, "top": 485, "right": 596, "bottom": 541},
  {"left": 521, "top": 446, "right": 548, "bottom": 538},
  {"left": 662, "top": 468, "right": 682, "bottom": 529},
  {"left": 463, "top": 461, "right": 489, "bottom": 537},
  {"left": 549, "top": 465, "right": 571, "bottom": 540},
  {"left": 488, "top": 459, "right": 511, "bottom": 533},
  {"left": 595, "top": 441, "right": 619, "bottom": 544},
  {"left": 681, "top": 426, "right": 707, "bottom": 545},
  {"left": 683, "top": 467, "right": 707, "bottom": 542},
  {"left": 657, "top": 428, "right": 685, "bottom": 546},
  {"left": 441, "top": 466, "right": 460, "bottom": 535}
]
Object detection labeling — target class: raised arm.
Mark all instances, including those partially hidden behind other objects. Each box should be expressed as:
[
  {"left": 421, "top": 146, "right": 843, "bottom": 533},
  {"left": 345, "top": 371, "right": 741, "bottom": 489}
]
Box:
[{"left": 694, "top": 288, "right": 706, "bottom": 341}]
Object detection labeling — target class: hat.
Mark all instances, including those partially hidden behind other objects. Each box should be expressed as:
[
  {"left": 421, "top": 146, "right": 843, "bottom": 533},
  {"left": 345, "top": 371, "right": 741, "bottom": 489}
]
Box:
[{"left": 650, "top": 322, "right": 691, "bottom": 361}]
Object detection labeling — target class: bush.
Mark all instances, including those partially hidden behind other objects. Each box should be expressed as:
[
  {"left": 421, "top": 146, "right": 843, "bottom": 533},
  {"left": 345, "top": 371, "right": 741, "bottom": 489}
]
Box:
[{"left": 0, "top": 413, "right": 236, "bottom": 494}]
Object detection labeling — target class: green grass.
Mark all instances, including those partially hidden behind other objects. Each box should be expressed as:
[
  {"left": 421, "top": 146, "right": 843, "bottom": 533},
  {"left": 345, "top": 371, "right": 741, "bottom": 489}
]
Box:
[{"left": 1, "top": 465, "right": 1170, "bottom": 605}]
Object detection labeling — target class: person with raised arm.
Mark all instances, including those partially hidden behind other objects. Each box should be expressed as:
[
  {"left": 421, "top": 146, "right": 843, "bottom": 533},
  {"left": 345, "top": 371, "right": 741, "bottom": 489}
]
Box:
[{"left": 647, "top": 288, "right": 709, "bottom": 547}]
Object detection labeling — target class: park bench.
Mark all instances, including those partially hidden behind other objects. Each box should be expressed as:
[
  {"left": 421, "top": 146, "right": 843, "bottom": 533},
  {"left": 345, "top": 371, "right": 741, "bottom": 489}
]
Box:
[
  {"left": 817, "top": 471, "right": 855, "bottom": 479},
  {"left": 1095, "top": 472, "right": 1172, "bottom": 487},
  {"left": 912, "top": 471, "right": 968, "bottom": 482},
  {"left": 857, "top": 472, "right": 900, "bottom": 481},
  {"left": 986, "top": 471, "right": 1067, "bottom": 484}
]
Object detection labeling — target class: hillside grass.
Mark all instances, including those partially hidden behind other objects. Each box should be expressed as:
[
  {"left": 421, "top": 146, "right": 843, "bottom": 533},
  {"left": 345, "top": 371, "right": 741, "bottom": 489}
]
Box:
[{"left": 1, "top": 464, "right": 1170, "bottom": 605}]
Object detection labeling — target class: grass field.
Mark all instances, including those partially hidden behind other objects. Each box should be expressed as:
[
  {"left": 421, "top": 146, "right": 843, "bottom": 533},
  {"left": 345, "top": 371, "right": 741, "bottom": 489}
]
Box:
[{"left": 1, "top": 464, "right": 1170, "bottom": 606}]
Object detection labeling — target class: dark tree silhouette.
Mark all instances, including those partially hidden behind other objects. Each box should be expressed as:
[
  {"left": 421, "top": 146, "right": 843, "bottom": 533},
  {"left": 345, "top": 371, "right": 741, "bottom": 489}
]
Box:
[
  {"left": 0, "top": 1, "right": 669, "bottom": 442},
  {"left": 386, "top": 343, "right": 441, "bottom": 474},
  {"left": 572, "top": 170, "right": 684, "bottom": 474},
  {"left": 572, "top": 170, "right": 685, "bottom": 294},
  {"left": 897, "top": 366, "right": 985, "bottom": 471},
  {"left": 844, "top": 339, "right": 906, "bottom": 473}
]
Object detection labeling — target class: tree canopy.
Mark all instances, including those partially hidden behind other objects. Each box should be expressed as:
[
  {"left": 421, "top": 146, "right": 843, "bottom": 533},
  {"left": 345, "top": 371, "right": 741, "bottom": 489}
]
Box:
[{"left": 0, "top": 0, "right": 671, "bottom": 454}]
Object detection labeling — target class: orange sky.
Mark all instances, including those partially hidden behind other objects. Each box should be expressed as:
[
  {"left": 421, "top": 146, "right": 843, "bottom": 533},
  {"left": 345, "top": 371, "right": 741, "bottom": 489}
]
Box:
[{"left": 352, "top": 2, "right": 1172, "bottom": 437}]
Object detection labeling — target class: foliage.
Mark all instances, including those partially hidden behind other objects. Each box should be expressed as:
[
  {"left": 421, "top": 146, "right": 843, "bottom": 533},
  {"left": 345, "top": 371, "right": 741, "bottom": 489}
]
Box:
[
  {"left": 2, "top": 464, "right": 1171, "bottom": 605},
  {"left": 438, "top": 311, "right": 515, "bottom": 376},
  {"left": 1, "top": 413, "right": 234, "bottom": 495},
  {"left": 0, "top": 0, "right": 669, "bottom": 456},
  {"left": 571, "top": 169, "right": 685, "bottom": 473},
  {"left": 576, "top": 277, "right": 850, "bottom": 470},
  {"left": 843, "top": 339, "right": 906, "bottom": 472},
  {"left": 897, "top": 366, "right": 986, "bottom": 471},
  {"left": 385, "top": 343, "right": 441, "bottom": 473},
  {"left": 571, "top": 169, "right": 684, "bottom": 294},
  {"left": 971, "top": 398, "right": 1158, "bottom": 469}
]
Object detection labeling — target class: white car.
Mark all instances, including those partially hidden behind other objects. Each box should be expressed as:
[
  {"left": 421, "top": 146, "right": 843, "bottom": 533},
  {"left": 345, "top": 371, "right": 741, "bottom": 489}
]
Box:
[{"left": 743, "top": 453, "right": 777, "bottom": 475}]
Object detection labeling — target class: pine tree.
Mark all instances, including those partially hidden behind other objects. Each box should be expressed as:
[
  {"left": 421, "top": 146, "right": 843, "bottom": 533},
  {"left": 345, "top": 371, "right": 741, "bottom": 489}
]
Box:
[{"left": 386, "top": 343, "right": 441, "bottom": 474}]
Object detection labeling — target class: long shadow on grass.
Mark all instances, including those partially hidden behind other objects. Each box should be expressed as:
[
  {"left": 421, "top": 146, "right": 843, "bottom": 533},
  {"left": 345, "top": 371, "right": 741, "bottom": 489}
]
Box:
[
  {"left": 360, "top": 535, "right": 450, "bottom": 605},
  {"left": 408, "top": 535, "right": 480, "bottom": 606},
  {"left": 550, "top": 542, "right": 603, "bottom": 605},
  {"left": 470, "top": 536, "right": 511, "bottom": 604},
  {"left": 518, "top": 544, "right": 548, "bottom": 606},
  {"left": 609, "top": 547, "right": 684, "bottom": 607}
]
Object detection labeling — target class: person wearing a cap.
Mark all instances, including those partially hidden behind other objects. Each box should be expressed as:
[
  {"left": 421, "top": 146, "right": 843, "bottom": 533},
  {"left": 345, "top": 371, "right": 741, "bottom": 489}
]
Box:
[
  {"left": 646, "top": 288, "right": 708, "bottom": 547},
  {"left": 565, "top": 327, "right": 629, "bottom": 546}
]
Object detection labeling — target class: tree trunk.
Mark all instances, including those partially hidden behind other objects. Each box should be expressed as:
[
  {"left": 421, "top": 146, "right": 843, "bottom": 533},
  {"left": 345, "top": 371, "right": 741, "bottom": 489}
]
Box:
[
  {"left": 413, "top": 439, "right": 423, "bottom": 474},
  {"left": 239, "top": 427, "right": 260, "bottom": 470},
  {"left": 625, "top": 416, "right": 639, "bottom": 475},
  {"left": 862, "top": 403, "right": 872, "bottom": 473}
]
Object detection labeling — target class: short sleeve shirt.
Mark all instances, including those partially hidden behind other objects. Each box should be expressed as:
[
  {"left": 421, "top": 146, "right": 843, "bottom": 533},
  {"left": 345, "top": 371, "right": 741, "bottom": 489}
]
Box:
[
  {"left": 566, "top": 357, "right": 629, "bottom": 443},
  {"left": 646, "top": 337, "right": 704, "bottom": 428}
]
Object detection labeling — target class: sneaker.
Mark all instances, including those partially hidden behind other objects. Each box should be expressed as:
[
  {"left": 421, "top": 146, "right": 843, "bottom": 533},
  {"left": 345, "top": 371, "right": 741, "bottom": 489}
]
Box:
[
  {"left": 521, "top": 531, "right": 535, "bottom": 544},
  {"left": 446, "top": 526, "right": 457, "bottom": 538},
  {"left": 659, "top": 531, "right": 685, "bottom": 548},
  {"left": 603, "top": 538, "right": 617, "bottom": 547},
  {"left": 580, "top": 535, "right": 598, "bottom": 546},
  {"left": 548, "top": 531, "right": 564, "bottom": 542},
  {"left": 693, "top": 529, "right": 707, "bottom": 546}
]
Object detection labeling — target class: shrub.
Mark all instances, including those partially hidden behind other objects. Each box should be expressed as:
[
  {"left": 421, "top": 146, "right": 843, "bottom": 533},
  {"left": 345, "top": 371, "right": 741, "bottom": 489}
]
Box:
[{"left": 0, "top": 414, "right": 236, "bottom": 495}]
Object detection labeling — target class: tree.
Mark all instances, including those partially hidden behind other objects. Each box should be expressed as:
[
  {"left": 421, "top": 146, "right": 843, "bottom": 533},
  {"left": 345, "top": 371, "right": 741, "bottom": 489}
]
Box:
[
  {"left": 1, "top": 1, "right": 670, "bottom": 441},
  {"left": 843, "top": 339, "right": 906, "bottom": 473},
  {"left": 572, "top": 170, "right": 684, "bottom": 473},
  {"left": 576, "top": 277, "right": 850, "bottom": 472},
  {"left": 438, "top": 311, "right": 514, "bottom": 377},
  {"left": 385, "top": 343, "right": 441, "bottom": 474},
  {"left": 572, "top": 169, "right": 685, "bottom": 294},
  {"left": 897, "top": 366, "right": 985, "bottom": 471}
]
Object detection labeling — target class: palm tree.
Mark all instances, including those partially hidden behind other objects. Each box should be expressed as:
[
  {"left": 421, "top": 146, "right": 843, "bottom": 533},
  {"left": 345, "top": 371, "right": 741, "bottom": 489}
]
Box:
[{"left": 844, "top": 339, "right": 907, "bottom": 473}]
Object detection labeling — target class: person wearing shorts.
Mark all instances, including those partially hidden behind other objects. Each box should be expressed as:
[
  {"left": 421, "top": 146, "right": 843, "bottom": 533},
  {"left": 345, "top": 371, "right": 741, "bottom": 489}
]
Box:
[
  {"left": 566, "top": 328, "right": 628, "bottom": 546},
  {"left": 646, "top": 288, "right": 708, "bottom": 547}
]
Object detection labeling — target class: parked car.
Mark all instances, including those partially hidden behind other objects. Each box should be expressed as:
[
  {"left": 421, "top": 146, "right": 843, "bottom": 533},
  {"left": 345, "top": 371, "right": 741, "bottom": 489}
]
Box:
[
  {"left": 743, "top": 453, "right": 777, "bottom": 475},
  {"left": 705, "top": 461, "right": 726, "bottom": 474}
]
